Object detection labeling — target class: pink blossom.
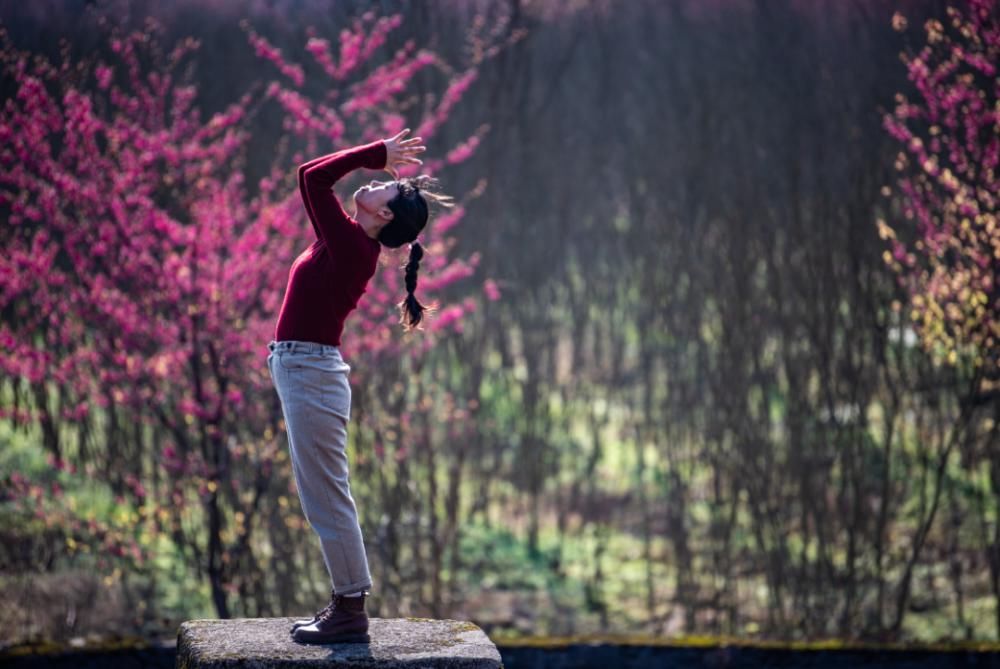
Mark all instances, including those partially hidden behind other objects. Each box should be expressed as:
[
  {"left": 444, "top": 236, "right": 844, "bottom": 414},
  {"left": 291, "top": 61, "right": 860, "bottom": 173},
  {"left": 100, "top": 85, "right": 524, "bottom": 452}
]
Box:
[
  {"left": 431, "top": 304, "right": 464, "bottom": 332},
  {"left": 246, "top": 29, "right": 304, "bottom": 87},
  {"left": 2, "top": 7, "right": 492, "bottom": 529},
  {"left": 305, "top": 37, "right": 338, "bottom": 79},
  {"left": 445, "top": 137, "right": 479, "bottom": 164},
  {"left": 483, "top": 278, "right": 501, "bottom": 301},
  {"left": 95, "top": 65, "right": 113, "bottom": 89}
]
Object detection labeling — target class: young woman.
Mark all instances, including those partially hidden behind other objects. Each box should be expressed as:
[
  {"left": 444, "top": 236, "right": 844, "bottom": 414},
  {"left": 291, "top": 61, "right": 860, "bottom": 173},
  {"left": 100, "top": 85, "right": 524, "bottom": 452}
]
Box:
[{"left": 266, "top": 129, "right": 452, "bottom": 645}]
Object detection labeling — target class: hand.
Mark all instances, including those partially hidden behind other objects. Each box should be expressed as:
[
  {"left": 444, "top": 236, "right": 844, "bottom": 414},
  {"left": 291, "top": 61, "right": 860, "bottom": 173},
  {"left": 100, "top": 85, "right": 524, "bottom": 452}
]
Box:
[{"left": 382, "top": 128, "right": 425, "bottom": 180}]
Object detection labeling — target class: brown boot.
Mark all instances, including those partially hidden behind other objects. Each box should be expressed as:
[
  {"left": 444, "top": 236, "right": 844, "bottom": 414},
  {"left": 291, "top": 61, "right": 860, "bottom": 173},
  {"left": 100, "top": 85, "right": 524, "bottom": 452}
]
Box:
[
  {"left": 289, "top": 587, "right": 337, "bottom": 635},
  {"left": 291, "top": 590, "right": 370, "bottom": 644}
]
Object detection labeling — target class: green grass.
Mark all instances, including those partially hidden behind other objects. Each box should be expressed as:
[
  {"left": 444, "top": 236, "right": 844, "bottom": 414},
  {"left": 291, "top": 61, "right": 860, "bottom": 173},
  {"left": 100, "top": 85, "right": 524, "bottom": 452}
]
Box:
[{"left": 3, "top": 381, "right": 999, "bottom": 643}]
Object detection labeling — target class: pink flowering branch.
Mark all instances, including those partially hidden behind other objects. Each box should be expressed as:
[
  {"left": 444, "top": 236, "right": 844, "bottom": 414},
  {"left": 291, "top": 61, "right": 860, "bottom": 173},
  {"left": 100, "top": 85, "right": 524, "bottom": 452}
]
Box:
[
  {"left": 247, "top": 9, "right": 507, "bottom": 362},
  {"left": 879, "top": 1, "right": 999, "bottom": 372},
  {"left": 0, "top": 4, "right": 514, "bottom": 618},
  {"left": 0, "top": 17, "right": 299, "bottom": 612}
]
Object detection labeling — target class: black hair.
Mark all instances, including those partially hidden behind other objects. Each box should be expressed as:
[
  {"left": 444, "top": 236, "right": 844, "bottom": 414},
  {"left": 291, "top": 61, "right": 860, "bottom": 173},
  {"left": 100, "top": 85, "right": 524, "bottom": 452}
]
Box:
[{"left": 376, "top": 174, "right": 454, "bottom": 331}]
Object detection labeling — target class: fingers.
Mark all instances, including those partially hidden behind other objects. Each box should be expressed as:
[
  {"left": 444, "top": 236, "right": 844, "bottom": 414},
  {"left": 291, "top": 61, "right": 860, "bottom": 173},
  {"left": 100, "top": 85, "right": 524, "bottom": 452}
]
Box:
[
  {"left": 395, "top": 142, "right": 425, "bottom": 156},
  {"left": 388, "top": 146, "right": 424, "bottom": 163},
  {"left": 399, "top": 146, "right": 426, "bottom": 160},
  {"left": 385, "top": 127, "right": 426, "bottom": 173}
]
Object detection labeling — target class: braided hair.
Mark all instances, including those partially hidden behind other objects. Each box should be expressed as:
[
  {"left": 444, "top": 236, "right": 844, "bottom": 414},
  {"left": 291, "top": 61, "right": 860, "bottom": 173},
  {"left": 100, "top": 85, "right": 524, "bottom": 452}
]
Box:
[
  {"left": 376, "top": 174, "right": 454, "bottom": 331},
  {"left": 399, "top": 241, "right": 427, "bottom": 330}
]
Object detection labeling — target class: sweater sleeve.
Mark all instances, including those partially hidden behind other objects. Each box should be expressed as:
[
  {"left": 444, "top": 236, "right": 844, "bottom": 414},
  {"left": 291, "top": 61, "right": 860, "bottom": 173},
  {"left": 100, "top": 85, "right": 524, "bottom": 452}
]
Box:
[{"left": 298, "top": 139, "right": 388, "bottom": 253}]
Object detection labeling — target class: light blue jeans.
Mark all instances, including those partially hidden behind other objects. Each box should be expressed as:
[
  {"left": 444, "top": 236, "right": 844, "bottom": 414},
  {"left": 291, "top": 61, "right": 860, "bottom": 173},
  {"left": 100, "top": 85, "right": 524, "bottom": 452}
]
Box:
[{"left": 266, "top": 339, "right": 373, "bottom": 595}]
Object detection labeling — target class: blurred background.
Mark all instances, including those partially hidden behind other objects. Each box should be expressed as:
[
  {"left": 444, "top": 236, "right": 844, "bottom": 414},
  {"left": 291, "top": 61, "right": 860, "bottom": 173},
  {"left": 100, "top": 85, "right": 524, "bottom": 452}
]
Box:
[{"left": 1, "top": 0, "right": 997, "bottom": 651}]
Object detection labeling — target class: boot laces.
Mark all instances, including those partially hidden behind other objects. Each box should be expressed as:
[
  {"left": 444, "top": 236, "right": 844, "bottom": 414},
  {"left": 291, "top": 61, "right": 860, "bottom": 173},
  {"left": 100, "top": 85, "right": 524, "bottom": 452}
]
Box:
[
  {"left": 318, "top": 592, "right": 367, "bottom": 622},
  {"left": 311, "top": 589, "right": 337, "bottom": 619},
  {"left": 318, "top": 594, "right": 347, "bottom": 623}
]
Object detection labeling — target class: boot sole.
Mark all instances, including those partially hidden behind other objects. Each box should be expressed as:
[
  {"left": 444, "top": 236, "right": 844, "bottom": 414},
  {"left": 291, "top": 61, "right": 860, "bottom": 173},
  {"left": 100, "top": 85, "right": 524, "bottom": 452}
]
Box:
[{"left": 292, "top": 630, "right": 371, "bottom": 644}]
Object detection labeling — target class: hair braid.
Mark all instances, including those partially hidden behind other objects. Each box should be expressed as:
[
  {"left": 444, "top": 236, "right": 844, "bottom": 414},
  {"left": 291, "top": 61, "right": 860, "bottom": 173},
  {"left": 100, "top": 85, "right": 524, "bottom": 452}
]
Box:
[{"left": 398, "top": 240, "right": 431, "bottom": 331}]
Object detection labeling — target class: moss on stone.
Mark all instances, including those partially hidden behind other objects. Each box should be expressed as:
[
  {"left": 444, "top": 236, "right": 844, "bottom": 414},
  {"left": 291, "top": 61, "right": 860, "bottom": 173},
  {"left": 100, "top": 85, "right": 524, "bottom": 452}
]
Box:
[
  {"left": 1, "top": 635, "right": 154, "bottom": 658},
  {"left": 451, "top": 621, "right": 483, "bottom": 634},
  {"left": 491, "top": 632, "right": 1000, "bottom": 653}
]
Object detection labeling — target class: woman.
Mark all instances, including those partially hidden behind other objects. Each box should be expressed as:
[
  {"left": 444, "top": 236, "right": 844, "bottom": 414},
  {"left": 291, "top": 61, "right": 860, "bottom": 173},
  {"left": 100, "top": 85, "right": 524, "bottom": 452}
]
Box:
[{"left": 266, "top": 129, "right": 452, "bottom": 645}]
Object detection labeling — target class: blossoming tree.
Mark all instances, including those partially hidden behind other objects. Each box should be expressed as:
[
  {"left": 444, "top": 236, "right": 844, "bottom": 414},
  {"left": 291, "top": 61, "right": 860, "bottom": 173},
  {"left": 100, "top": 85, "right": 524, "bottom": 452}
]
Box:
[
  {"left": 879, "top": 0, "right": 998, "bottom": 375},
  {"left": 878, "top": 0, "right": 1000, "bottom": 634},
  {"left": 0, "top": 8, "right": 506, "bottom": 617}
]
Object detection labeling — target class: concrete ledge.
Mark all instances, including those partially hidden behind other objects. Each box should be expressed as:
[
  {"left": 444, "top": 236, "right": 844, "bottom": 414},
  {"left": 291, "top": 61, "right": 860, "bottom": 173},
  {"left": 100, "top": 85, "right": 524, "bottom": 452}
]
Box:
[{"left": 176, "top": 617, "right": 502, "bottom": 668}]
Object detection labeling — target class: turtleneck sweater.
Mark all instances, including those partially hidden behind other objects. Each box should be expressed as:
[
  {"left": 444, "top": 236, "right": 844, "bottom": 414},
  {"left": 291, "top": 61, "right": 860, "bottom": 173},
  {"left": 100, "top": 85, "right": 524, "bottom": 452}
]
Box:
[{"left": 273, "top": 139, "right": 386, "bottom": 347}]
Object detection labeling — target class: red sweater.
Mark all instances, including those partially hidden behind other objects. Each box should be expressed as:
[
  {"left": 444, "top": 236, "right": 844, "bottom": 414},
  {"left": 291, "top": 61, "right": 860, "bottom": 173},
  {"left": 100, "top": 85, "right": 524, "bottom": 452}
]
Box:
[{"left": 273, "top": 139, "right": 386, "bottom": 347}]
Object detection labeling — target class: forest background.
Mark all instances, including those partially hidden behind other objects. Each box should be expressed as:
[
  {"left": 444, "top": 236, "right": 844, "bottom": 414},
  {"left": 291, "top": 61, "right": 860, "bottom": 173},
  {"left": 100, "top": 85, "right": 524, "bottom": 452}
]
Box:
[{"left": 1, "top": 0, "right": 998, "bottom": 647}]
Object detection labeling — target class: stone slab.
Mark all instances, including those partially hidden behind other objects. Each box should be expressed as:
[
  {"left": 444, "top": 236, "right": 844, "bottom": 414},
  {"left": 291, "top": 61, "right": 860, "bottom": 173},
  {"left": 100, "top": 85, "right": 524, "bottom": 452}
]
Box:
[{"left": 176, "top": 617, "right": 502, "bottom": 668}]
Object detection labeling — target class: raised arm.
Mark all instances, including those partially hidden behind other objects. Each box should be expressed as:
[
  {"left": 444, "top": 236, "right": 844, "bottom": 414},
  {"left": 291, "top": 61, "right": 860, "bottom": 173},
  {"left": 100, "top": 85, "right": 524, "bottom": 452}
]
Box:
[
  {"left": 297, "top": 152, "right": 337, "bottom": 242},
  {"left": 298, "top": 139, "right": 387, "bottom": 251}
]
